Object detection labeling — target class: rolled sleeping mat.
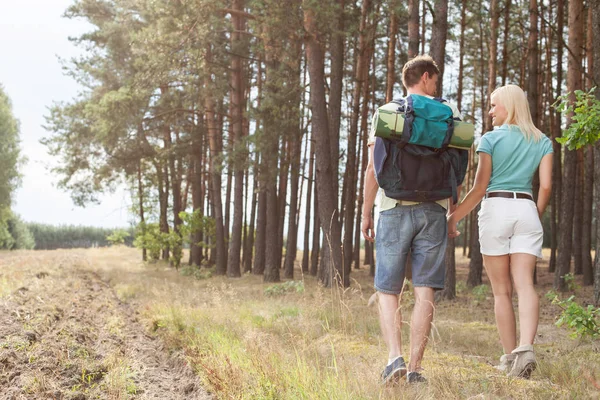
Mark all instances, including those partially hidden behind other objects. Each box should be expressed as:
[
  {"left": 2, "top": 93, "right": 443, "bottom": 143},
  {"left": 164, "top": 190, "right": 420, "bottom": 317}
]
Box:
[{"left": 371, "top": 103, "right": 475, "bottom": 150}]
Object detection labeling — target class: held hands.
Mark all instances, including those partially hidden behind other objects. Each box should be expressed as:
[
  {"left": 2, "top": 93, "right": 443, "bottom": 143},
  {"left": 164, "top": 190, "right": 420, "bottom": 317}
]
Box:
[
  {"left": 361, "top": 215, "right": 375, "bottom": 242},
  {"left": 447, "top": 215, "right": 461, "bottom": 238}
]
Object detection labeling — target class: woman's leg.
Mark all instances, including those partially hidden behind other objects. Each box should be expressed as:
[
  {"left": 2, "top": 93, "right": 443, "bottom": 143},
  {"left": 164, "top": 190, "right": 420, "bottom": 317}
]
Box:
[
  {"left": 483, "top": 254, "right": 516, "bottom": 353},
  {"left": 509, "top": 253, "right": 539, "bottom": 345}
]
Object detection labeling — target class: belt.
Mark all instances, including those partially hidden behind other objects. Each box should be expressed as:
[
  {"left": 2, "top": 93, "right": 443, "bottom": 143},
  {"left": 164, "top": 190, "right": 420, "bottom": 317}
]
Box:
[
  {"left": 395, "top": 199, "right": 448, "bottom": 209},
  {"left": 485, "top": 191, "right": 534, "bottom": 201}
]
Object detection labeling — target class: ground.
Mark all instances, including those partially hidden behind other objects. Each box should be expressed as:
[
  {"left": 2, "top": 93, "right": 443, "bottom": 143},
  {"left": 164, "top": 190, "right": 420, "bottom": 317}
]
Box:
[
  {"left": 0, "top": 250, "right": 211, "bottom": 400},
  {"left": 0, "top": 247, "right": 598, "bottom": 399}
]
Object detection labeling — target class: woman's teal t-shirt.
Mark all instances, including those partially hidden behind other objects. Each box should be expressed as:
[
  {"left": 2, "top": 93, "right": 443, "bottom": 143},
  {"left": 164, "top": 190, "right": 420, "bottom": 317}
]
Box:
[{"left": 476, "top": 125, "right": 553, "bottom": 195}]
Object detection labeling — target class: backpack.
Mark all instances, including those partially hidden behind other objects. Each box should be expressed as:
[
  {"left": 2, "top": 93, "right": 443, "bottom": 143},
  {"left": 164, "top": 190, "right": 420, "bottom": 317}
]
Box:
[{"left": 373, "top": 95, "right": 469, "bottom": 204}]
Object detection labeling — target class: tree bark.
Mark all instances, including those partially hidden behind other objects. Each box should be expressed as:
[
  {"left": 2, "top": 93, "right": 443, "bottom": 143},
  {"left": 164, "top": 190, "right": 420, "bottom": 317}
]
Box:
[
  {"left": 310, "top": 190, "right": 320, "bottom": 276},
  {"left": 527, "top": 0, "right": 539, "bottom": 126},
  {"left": 555, "top": 0, "right": 584, "bottom": 291},
  {"left": 430, "top": 0, "right": 448, "bottom": 95},
  {"left": 501, "top": 0, "right": 511, "bottom": 86},
  {"left": 386, "top": 0, "right": 398, "bottom": 102},
  {"left": 227, "top": 0, "right": 246, "bottom": 278},
  {"left": 303, "top": 4, "right": 345, "bottom": 288},
  {"left": 328, "top": 0, "right": 345, "bottom": 211},
  {"left": 137, "top": 159, "right": 147, "bottom": 262},
  {"left": 190, "top": 121, "right": 204, "bottom": 267},
  {"left": 549, "top": 0, "right": 564, "bottom": 274},
  {"left": 408, "top": 0, "right": 420, "bottom": 59},
  {"left": 484, "top": 0, "right": 499, "bottom": 134},
  {"left": 594, "top": 0, "right": 600, "bottom": 305},
  {"left": 573, "top": 151, "right": 583, "bottom": 275},
  {"left": 440, "top": 237, "right": 456, "bottom": 300},
  {"left": 302, "top": 133, "right": 315, "bottom": 274},
  {"left": 582, "top": 8, "right": 594, "bottom": 286}
]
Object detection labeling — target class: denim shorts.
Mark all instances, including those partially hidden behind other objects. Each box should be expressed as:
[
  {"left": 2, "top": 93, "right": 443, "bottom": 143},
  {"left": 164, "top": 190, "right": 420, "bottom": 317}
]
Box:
[{"left": 374, "top": 202, "right": 448, "bottom": 294}]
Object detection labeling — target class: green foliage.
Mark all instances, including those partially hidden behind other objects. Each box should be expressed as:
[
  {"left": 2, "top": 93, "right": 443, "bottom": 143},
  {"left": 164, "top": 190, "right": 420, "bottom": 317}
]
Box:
[
  {"left": 264, "top": 281, "right": 305, "bottom": 297},
  {"left": 472, "top": 285, "right": 490, "bottom": 303},
  {"left": 106, "top": 229, "right": 130, "bottom": 246},
  {"left": 546, "top": 291, "right": 600, "bottom": 340},
  {"left": 179, "top": 265, "right": 214, "bottom": 280},
  {"left": 27, "top": 223, "right": 130, "bottom": 250},
  {"left": 133, "top": 223, "right": 164, "bottom": 262},
  {"left": 554, "top": 88, "right": 600, "bottom": 150},
  {"left": 178, "top": 210, "right": 216, "bottom": 249},
  {"left": 0, "top": 209, "right": 34, "bottom": 250},
  {"left": 0, "top": 85, "right": 23, "bottom": 209},
  {"left": 563, "top": 273, "right": 580, "bottom": 292}
]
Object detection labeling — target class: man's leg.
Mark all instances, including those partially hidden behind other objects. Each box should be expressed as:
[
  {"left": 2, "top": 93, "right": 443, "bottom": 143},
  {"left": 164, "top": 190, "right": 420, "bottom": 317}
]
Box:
[
  {"left": 408, "top": 286, "right": 435, "bottom": 372},
  {"left": 377, "top": 292, "right": 403, "bottom": 361}
]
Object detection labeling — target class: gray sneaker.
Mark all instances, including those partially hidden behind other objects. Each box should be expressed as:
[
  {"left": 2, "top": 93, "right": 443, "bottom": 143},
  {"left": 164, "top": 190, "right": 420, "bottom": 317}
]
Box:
[
  {"left": 381, "top": 356, "right": 407, "bottom": 384},
  {"left": 407, "top": 371, "right": 427, "bottom": 384},
  {"left": 508, "top": 345, "right": 536, "bottom": 378},
  {"left": 495, "top": 353, "right": 516, "bottom": 372}
]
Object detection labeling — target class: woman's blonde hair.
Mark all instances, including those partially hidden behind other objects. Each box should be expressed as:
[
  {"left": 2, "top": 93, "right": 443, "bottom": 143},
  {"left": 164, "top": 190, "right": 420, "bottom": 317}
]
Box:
[{"left": 490, "top": 85, "right": 543, "bottom": 141}]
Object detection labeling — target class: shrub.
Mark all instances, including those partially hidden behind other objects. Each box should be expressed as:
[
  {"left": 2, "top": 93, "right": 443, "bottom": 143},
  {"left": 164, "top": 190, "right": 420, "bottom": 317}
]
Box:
[
  {"left": 264, "top": 281, "right": 305, "bottom": 297},
  {"left": 546, "top": 291, "right": 600, "bottom": 340}
]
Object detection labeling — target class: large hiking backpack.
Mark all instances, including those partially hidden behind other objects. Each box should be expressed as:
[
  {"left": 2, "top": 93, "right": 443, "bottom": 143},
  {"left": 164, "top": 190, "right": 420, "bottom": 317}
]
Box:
[{"left": 373, "top": 95, "right": 469, "bottom": 204}]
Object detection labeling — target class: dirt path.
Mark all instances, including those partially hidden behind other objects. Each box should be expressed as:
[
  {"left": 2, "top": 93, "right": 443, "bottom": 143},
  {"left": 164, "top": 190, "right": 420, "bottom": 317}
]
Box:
[{"left": 0, "top": 252, "right": 211, "bottom": 400}]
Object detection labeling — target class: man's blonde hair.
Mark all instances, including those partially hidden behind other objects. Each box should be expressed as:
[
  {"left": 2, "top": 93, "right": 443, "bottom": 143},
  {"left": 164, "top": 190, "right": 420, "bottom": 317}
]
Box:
[{"left": 490, "top": 85, "right": 543, "bottom": 141}]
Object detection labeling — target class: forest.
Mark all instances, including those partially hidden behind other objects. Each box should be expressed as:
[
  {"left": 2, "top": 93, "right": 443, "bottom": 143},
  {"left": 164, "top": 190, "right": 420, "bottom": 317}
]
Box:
[{"left": 38, "top": 0, "right": 600, "bottom": 305}]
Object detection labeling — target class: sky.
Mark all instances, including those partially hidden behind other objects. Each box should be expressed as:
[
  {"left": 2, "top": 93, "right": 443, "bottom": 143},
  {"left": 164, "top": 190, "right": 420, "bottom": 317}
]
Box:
[{"left": 0, "top": 0, "right": 130, "bottom": 228}]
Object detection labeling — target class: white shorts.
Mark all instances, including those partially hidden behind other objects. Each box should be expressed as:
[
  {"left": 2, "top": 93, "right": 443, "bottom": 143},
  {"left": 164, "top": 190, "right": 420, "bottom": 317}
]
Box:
[{"left": 478, "top": 197, "right": 543, "bottom": 258}]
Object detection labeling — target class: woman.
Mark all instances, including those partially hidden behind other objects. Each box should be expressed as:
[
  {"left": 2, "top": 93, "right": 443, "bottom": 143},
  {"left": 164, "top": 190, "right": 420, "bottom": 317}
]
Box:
[{"left": 447, "top": 85, "right": 553, "bottom": 378}]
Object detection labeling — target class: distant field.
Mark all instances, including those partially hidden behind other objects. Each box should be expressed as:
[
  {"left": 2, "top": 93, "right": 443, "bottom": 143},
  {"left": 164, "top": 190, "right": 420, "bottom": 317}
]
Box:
[{"left": 0, "top": 247, "right": 598, "bottom": 399}]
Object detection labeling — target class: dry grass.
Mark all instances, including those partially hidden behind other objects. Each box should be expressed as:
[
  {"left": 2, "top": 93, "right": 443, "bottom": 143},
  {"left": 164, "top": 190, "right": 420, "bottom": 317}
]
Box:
[{"left": 2, "top": 247, "right": 599, "bottom": 399}]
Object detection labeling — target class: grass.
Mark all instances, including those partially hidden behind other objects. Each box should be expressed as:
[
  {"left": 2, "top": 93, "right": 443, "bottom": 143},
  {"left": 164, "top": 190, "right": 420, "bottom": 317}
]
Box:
[{"left": 3, "top": 247, "right": 600, "bottom": 399}]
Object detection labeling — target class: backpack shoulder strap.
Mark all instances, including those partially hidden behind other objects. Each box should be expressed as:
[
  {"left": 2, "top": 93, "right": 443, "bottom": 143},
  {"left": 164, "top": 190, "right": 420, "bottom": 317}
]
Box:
[{"left": 399, "top": 95, "right": 414, "bottom": 146}]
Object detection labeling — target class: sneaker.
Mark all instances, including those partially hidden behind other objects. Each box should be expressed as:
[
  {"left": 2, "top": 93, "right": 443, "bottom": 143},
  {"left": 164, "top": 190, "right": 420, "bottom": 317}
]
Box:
[
  {"left": 495, "top": 353, "right": 516, "bottom": 372},
  {"left": 508, "top": 344, "right": 537, "bottom": 378},
  {"left": 381, "top": 356, "right": 407, "bottom": 384},
  {"left": 407, "top": 371, "right": 427, "bottom": 384}
]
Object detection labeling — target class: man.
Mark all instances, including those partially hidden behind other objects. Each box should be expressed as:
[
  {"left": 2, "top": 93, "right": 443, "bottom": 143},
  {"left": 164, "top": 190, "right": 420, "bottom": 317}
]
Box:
[{"left": 361, "top": 55, "right": 463, "bottom": 384}]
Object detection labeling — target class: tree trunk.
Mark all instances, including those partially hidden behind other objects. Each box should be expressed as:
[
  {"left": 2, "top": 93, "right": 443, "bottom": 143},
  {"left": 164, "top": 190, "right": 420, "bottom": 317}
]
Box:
[
  {"left": 226, "top": 0, "right": 246, "bottom": 278},
  {"left": 158, "top": 161, "right": 170, "bottom": 261},
  {"left": 549, "top": 0, "right": 564, "bottom": 274},
  {"left": 253, "top": 185, "right": 267, "bottom": 275},
  {"left": 303, "top": 4, "right": 345, "bottom": 288},
  {"left": 190, "top": 122, "right": 204, "bottom": 267},
  {"left": 310, "top": 190, "right": 320, "bottom": 276},
  {"left": 328, "top": 0, "right": 345, "bottom": 211},
  {"left": 594, "top": 0, "right": 600, "bottom": 305},
  {"left": 555, "top": 0, "right": 584, "bottom": 292},
  {"left": 277, "top": 139, "right": 289, "bottom": 270},
  {"left": 582, "top": 9, "right": 594, "bottom": 286},
  {"left": 430, "top": 0, "right": 448, "bottom": 95},
  {"left": 342, "top": 0, "right": 371, "bottom": 284},
  {"left": 582, "top": 145, "right": 594, "bottom": 285},
  {"left": 467, "top": 204, "right": 483, "bottom": 287},
  {"left": 386, "top": 0, "right": 398, "bottom": 102},
  {"left": 302, "top": 134, "right": 315, "bottom": 274},
  {"left": 439, "top": 237, "right": 456, "bottom": 300},
  {"left": 137, "top": 159, "right": 147, "bottom": 262},
  {"left": 283, "top": 118, "right": 303, "bottom": 278},
  {"left": 527, "top": 0, "right": 539, "bottom": 126},
  {"left": 501, "top": 0, "right": 511, "bottom": 86},
  {"left": 408, "top": 0, "right": 420, "bottom": 59},
  {"left": 457, "top": 0, "right": 467, "bottom": 112},
  {"left": 573, "top": 151, "right": 583, "bottom": 275},
  {"left": 204, "top": 46, "right": 227, "bottom": 276},
  {"left": 484, "top": 0, "right": 499, "bottom": 134}
]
